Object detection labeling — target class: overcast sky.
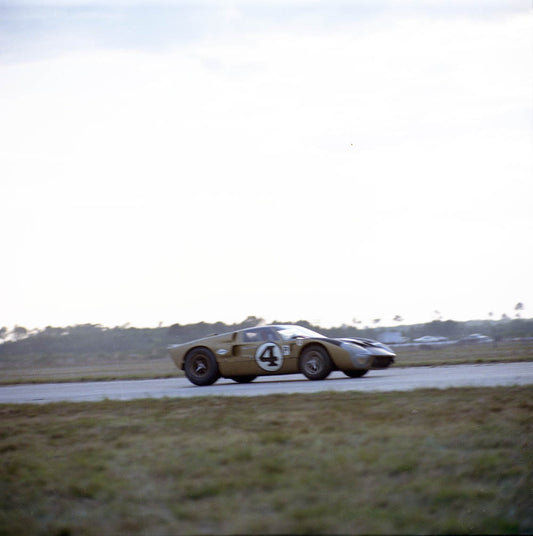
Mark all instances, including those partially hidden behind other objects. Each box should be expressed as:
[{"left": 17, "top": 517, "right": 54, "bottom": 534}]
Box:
[{"left": 1, "top": 0, "right": 532, "bottom": 329}]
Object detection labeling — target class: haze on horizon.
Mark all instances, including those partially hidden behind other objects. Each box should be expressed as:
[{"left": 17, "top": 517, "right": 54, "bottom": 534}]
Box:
[{"left": 1, "top": 1, "right": 532, "bottom": 331}]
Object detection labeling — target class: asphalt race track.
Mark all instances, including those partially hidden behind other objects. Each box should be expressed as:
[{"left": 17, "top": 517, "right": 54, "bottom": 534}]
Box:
[{"left": 1, "top": 362, "right": 532, "bottom": 404}]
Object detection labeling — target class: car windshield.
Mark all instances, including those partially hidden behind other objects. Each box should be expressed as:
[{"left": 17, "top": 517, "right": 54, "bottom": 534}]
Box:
[{"left": 274, "top": 325, "right": 325, "bottom": 340}]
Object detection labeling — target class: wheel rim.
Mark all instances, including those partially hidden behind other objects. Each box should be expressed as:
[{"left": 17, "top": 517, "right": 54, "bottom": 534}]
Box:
[
  {"left": 192, "top": 356, "right": 208, "bottom": 376},
  {"left": 304, "top": 350, "right": 323, "bottom": 374}
]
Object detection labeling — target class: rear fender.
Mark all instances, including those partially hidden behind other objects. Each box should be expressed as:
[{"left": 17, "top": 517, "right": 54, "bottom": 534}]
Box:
[{"left": 183, "top": 346, "right": 213, "bottom": 370}]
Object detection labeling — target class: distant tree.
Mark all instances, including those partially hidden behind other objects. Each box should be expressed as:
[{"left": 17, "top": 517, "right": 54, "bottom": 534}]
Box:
[
  {"left": 501, "top": 313, "right": 510, "bottom": 321},
  {"left": 515, "top": 302, "right": 524, "bottom": 318},
  {"left": 43, "top": 326, "right": 67, "bottom": 336},
  {"left": 0, "top": 326, "right": 7, "bottom": 341},
  {"left": 242, "top": 316, "right": 264, "bottom": 328},
  {"left": 12, "top": 326, "right": 28, "bottom": 341},
  {"left": 372, "top": 319, "right": 381, "bottom": 327},
  {"left": 167, "top": 323, "right": 184, "bottom": 339},
  {"left": 393, "top": 315, "right": 403, "bottom": 324}
]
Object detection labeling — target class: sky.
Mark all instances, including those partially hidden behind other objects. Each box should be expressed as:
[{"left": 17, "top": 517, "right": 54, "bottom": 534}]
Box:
[{"left": 1, "top": 0, "right": 532, "bottom": 330}]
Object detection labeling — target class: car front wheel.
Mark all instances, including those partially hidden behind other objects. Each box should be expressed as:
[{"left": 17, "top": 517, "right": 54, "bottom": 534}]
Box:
[
  {"left": 299, "top": 345, "right": 332, "bottom": 381},
  {"left": 184, "top": 348, "right": 220, "bottom": 386}
]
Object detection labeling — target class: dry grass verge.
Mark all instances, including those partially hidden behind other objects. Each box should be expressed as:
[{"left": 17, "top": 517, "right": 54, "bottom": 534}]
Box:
[
  {"left": 1, "top": 386, "right": 531, "bottom": 534},
  {"left": 0, "top": 354, "right": 177, "bottom": 385},
  {"left": 396, "top": 340, "right": 533, "bottom": 367}
]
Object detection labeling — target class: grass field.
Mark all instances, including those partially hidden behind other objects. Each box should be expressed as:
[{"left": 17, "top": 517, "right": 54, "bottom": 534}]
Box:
[
  {"left": 1, "top": 386, "right": 531, "bottom": 535},
  {"left": 396, "top": 340, "right": 533, "bottom": 367},
  {"left": 0, "top": 353, "right": 177, "bottom": 385},
  {"left": 1, "top": 340, "right": 532, "bottom": 385}
]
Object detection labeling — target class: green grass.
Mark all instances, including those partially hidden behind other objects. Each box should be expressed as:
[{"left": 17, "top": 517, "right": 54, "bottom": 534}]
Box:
[
  {"left": 1, "top": 340, "right": 532, "bottom": 385},
  {"left": 1, "top": 387, "right": 531, "bottom": 535},
  {"left": 0, "top": 354, "right": 178, "bottom": 385}
]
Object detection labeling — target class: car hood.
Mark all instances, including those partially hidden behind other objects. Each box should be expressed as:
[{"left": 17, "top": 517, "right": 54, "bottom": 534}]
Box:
[{"left": 320, "top": 336, "right": 395, "bottom": 356}]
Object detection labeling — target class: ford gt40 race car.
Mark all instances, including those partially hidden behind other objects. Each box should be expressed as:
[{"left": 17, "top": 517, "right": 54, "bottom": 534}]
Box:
[{"left": 168, "top": 324, "right": 395, "bottom": 386}]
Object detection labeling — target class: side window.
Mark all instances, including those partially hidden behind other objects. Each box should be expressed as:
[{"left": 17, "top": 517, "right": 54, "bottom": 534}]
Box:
[
  {"left": 243, "top": 329, "right": 277, "bottom": 342},
  {"left": 243, "top": 330, "right": 259, "bottom": 343},
  {"left": 262, "top": 328, "right": 280, "bottom": 342}
]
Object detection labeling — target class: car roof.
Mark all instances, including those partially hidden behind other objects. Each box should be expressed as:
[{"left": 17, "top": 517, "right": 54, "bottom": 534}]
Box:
[{"left": 242, "top": 324, "right": 295, "bottom": 331}]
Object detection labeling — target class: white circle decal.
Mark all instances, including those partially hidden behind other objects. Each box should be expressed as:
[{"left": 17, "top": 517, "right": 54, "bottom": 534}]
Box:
[{"left": 255, "top": 342, "right": 284, "bottom": 372}]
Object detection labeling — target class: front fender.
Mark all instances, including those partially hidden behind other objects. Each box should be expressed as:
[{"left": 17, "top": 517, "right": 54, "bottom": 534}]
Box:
[{"left": 315, "top": 340, "right": 373, "bottom": 370}]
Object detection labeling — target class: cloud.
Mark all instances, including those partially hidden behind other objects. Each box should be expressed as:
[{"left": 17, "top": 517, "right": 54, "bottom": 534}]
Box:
[{"left": 1, "top": 0, "right": 528, "bottom": 62}]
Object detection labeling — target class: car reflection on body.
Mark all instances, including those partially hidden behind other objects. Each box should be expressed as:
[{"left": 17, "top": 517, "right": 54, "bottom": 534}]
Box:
[{"left": 168, "top": 324, "right": 396, "bottom": 386}]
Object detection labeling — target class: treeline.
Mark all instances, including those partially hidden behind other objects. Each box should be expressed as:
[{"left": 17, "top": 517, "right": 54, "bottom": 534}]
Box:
[
  {"left": 1, "top": 316, "right": 533, "bottom": 359},
  {"left": 0, "top": 316, "right": 264, "bottom": 358}
]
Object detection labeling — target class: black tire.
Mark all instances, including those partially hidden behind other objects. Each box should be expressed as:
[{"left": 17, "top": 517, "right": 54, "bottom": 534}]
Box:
[
  {"left": 184, "top": 348, "right": 220, "bottom": 386},
  {"left": 229, "top": 375, "right": 257, "bottom": 384},
  {"left": 344, "top": 369, "right": 368, "bottom": 378},
  {"left": 299, "top": 345, "right": 333, "bottom": 381}
]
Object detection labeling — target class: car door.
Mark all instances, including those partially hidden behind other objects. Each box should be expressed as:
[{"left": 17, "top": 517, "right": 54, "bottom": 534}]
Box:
[{"left": 220, "top": 328, "right": 284, "bottom": 376}]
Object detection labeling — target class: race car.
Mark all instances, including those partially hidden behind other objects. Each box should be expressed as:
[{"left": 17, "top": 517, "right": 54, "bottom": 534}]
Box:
[{"left": 168, "top": 324, "right": 395, "bottom": 386}]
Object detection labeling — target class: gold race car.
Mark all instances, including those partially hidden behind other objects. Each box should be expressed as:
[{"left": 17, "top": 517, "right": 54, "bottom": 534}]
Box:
[{"left": 168, "top": 324, "right": 395, "bottom": 386}]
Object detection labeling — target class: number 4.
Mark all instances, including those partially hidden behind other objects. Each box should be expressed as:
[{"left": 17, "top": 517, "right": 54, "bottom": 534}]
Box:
[{"left": 259, "top": 345, "right": 278, "bottom": 367}]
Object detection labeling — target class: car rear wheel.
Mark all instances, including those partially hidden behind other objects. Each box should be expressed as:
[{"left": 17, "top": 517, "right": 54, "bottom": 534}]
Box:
[
  {"left": 344, "top": 369, "right": 368, "bottom": 378},
  {"left": 184, "top": 348, "right": 220, "bottom": 386},
  {"left": 299, "top": 345, "right": 332, "bottom": 381},
  {"left": 229, "top": 375, "right": 257, "bottom": 383}
]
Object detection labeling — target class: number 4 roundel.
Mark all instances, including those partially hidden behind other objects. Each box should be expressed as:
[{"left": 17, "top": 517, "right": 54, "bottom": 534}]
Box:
[{"left": 255, "top": 342, "right": 284, "bottom": 371}]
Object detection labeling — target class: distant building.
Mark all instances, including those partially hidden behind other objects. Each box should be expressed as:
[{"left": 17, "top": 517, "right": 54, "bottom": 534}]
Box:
[
  {"left": 413, "top": 335, "right": 449, "bottom": 343},
  {"left": 377, "top": 331, "right": 405, "bottom": 344}
]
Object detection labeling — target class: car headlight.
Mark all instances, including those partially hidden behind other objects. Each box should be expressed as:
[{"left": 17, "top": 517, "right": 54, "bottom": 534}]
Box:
[
  {"left": 340, "top": 342, "right": 372, "bottom": 367},
  {"left": 375, "top": 342, "right": 393, "bottom": 353}
]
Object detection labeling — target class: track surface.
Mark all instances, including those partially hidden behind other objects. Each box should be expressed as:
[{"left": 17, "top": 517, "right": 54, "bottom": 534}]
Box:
[{"left": 1, "top": 362, "right": 532, "bottom": 404}]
